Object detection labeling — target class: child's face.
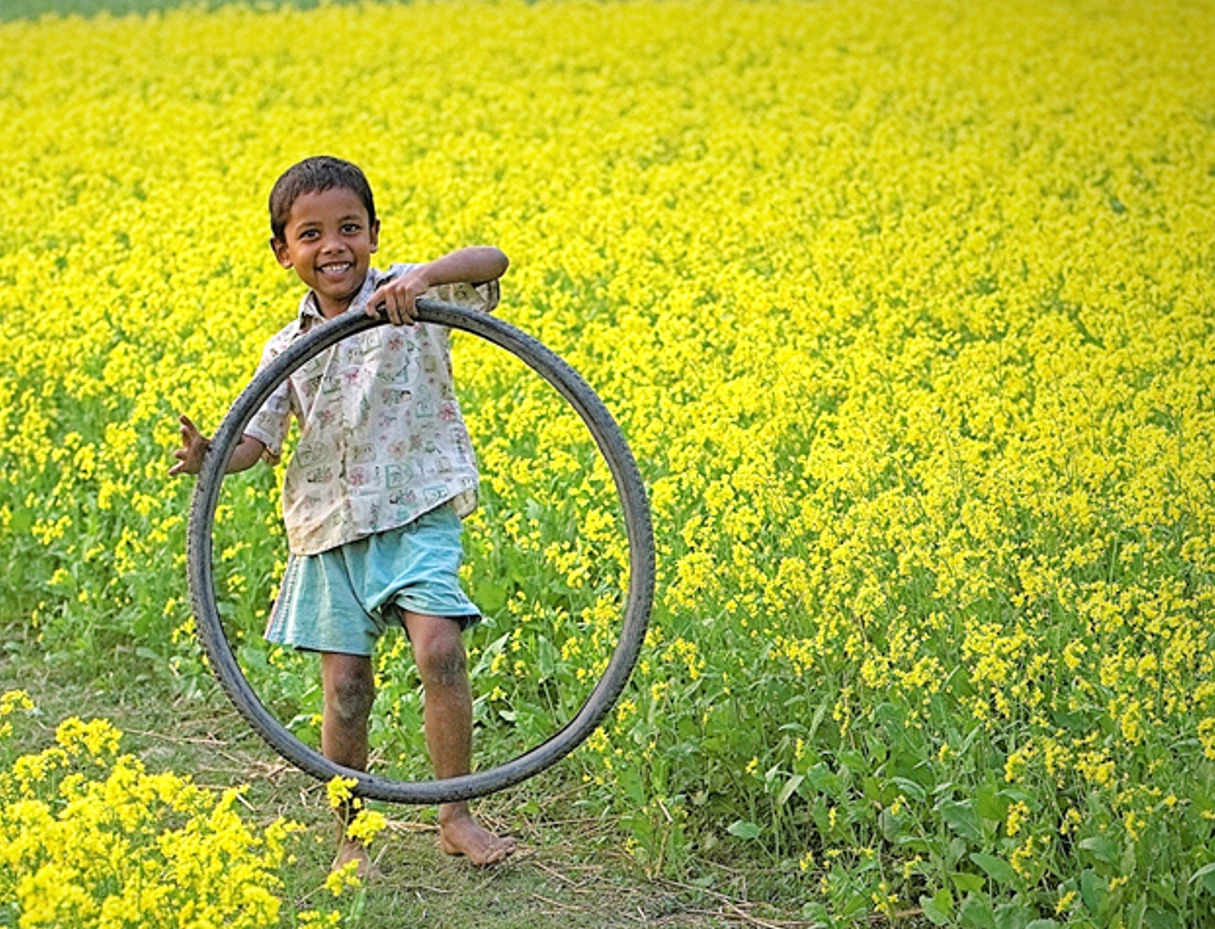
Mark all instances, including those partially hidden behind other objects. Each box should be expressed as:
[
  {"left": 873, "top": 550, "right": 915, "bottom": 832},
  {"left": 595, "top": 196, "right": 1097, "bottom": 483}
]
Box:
[{"left": 272, "top": 186, "right": 380, "bottom": 317}]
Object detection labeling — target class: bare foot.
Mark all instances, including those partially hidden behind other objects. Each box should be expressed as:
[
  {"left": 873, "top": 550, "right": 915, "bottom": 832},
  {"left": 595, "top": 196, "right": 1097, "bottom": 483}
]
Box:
[
  {"left": 332, "top": 839, "right": 381, "bottom": 879},
  {"left": 438, "top": 808, "right": 517, "bottom": 866}
]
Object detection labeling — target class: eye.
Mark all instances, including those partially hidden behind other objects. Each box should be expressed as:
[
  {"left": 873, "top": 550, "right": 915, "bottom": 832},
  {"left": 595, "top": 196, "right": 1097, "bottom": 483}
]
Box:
[
  {"left": 298, "top": 229, "right": 319, "bottom": 240},
  {"left": 341, "top": 223, "right": 362, "bottom": 235}
]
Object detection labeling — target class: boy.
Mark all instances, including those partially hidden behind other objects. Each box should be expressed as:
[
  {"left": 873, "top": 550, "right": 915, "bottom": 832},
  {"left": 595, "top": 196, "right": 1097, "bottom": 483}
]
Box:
[{"left": 171, "top": 155, "right": 516, "bottom": 872}]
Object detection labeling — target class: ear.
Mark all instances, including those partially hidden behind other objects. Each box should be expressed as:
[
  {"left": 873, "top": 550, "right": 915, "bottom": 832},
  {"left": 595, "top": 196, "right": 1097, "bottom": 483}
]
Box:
[
  {"left": 369, "top": 219, "right": 380, "bottom": 254},
  {"left": 270, "top": 237, "right": 293, "bottom": 269}
]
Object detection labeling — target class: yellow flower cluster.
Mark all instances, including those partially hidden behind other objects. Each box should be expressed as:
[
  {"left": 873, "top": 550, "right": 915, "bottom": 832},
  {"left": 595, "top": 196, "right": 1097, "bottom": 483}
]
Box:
[
  {"left": 2, "top": 0, "right": 1213, "bottom": 920},
  {"left": 0, "top": 694, "right": 309, "bottom": 928}
]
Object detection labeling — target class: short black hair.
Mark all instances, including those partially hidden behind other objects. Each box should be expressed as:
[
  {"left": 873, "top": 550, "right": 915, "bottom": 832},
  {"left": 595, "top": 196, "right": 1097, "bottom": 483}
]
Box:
[{"left": 268, "top": 155, "right": 376, "bottom": 242}]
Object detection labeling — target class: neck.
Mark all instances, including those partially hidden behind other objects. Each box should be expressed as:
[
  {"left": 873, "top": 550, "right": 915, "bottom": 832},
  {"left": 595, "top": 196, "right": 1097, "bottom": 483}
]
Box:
[{"left": 317, "top": 294, "right": 353, "bottom": 319}]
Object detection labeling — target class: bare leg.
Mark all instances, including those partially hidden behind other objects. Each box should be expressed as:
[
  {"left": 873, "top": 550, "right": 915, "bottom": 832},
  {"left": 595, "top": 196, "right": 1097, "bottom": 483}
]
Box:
[
  {"left": 404, "top": 611, "right": 517, "bottom": 866},
  {"left": 320, "top": 651, "right": 378, "bottom": 876}
]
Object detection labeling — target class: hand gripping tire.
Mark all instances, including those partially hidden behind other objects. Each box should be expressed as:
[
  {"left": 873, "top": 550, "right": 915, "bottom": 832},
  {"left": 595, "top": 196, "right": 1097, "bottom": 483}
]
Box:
[{"left": 186, "top": 297, "right": 654, "bottom": 804}]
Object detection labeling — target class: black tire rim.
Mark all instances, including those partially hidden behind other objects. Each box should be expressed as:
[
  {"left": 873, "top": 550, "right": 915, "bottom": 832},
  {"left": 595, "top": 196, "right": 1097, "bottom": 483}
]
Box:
[{"left": 186, "top": 297, "right": 655, "bottom": 804}]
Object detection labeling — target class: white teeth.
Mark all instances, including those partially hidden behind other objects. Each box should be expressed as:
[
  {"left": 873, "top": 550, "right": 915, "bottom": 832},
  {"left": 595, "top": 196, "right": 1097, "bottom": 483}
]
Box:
[{"left": 320, "top": 263, "right": 352, "bottom": 273}]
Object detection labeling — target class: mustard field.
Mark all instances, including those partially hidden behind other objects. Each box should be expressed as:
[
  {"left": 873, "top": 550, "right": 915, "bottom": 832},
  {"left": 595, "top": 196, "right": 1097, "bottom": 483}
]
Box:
[{"left": 2, "top": 0, "right": 1214, "bottom": 925}]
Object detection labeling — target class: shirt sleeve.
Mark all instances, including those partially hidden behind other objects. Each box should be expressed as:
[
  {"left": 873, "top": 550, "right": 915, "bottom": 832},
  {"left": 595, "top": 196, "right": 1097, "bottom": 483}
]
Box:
[
  {"left": 429, "top": 278, "right": 500, "bottom": 314},
  {"left": 242, "top": 339, "right": 292, "bottom": 465},
  {"left": 384, "top": 261, "right": 501, "bottom": 313}
]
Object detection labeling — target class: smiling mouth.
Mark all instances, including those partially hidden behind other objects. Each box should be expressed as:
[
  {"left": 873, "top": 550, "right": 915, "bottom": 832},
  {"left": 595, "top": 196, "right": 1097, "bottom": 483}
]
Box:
[{"left": 318, "top": 262, "right": 353, "bottom": 275}]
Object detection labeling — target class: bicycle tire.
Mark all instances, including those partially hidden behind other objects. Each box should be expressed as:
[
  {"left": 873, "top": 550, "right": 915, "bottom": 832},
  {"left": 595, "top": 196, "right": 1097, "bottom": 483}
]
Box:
[{"left": 186, "top": 297, "right": 654, "bottom": 804}]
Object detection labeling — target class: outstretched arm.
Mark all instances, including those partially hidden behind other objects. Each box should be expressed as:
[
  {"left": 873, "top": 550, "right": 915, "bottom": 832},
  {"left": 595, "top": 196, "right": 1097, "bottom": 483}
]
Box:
[
  {"left": 169, "top": 414, "right": 265, "bottom": 476},
  {"left": 369, "top": 246, "right": 509, "bottom": 326}
]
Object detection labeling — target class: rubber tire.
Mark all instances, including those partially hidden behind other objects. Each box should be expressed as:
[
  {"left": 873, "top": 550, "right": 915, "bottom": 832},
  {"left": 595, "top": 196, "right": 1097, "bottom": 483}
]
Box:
[{"left": 186, "top": 298, "right": 655, "bottom": 804}]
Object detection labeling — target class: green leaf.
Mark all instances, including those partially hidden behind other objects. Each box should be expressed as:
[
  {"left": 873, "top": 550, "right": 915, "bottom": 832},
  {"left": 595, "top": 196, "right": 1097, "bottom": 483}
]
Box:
[
  {"left": 1127, "top": 894, "right": 1148, "bottom": 929},
  {"left": 1190, "top": 861, "right": 1215, "bottom": 894},
  {"left": 806, "top": 699, "right": 832, "bottom": 741},
  {"left": 1026, "top": 921, "right": 1060, "bottom": 929},
  {"left": 921, "top": 893, "right": 952, "bottom": 926},
  {"left": 806, "top": 762, "right": 842, "bottom": 795},
  {"left": 618, "top": 765, "right": 646, "bottom": 806},
  {"left": 727, "top": 820, "right": 762, "bottom": 840},
  {"left": 960, "top": 895, "right": 997, "bottom": 929},
  {"left": 1144, "top": 909, "right": 1182, "bottom": 929},
  {"left": 801, "top": 902, "right": 830, "bottom": 922},
  {"left": 994, "top": 901, "right": 1030, "bottom": 929},
  {"left": 536, "top": 635, "right": 557, "bottom": 677},
  {"left": 777, "top": 774, "right": 804, "bottom": 805},
  {"left": 976, "top": 781, "right": 1009, "bottom": 821},
  {"left": 1079, "top": 835, "right": 1119, "bottom": 864},
  {"left": 1149, "top": 878, "right": 1180, "bottom": 908},
  {"left": 1080, "top": 869, "right": 1108, "bottom": 916},
  {"left": 893, "top": 776, "right": 927, "bottom": 803},
  {"left": 474, "top": 578, "right": 507, "bottom": 614},
  {"left": 9, "top": 509, "right": 32, "bottom": 534},
  {"left": 970, "top": 853, "right": 1016, "bottom": 885},
  {"left": 941, "top": 800, "right": 984, "bottom": 842},
  {"left": 952, "top": 871, "right": 986, "bottom": 894},
  {"left": 812, "top": 796, "right": 832, "bottom": 834},
  {"left": 934, "top": 888, "right": 955, "bottom": 916}
]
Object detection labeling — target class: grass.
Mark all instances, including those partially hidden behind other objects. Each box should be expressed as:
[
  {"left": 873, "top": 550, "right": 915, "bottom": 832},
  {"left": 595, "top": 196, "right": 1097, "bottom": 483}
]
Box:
[{"left": 1, "top": 638, "right": 810, "bottom": 928}]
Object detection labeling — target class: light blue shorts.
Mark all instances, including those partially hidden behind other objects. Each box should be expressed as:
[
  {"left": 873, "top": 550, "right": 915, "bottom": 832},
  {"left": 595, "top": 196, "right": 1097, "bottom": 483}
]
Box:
[{"left": 264, "top": 503, "right": 480, "bottom": 656}]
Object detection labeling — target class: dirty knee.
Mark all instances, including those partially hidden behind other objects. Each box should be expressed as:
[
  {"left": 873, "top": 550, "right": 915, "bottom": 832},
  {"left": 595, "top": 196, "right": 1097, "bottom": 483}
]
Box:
[
  {"left": 416, "top": 638, "right": 468, "bottom": 689},
  {"left": 327, "top": 671, "right": 375, "bottom": 724}
]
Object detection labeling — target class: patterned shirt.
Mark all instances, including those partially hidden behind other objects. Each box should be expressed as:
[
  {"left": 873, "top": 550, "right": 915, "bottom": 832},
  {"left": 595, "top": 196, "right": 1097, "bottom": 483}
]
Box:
[{"left": 244, "top": 264, "right": 496, "bottom": 556}]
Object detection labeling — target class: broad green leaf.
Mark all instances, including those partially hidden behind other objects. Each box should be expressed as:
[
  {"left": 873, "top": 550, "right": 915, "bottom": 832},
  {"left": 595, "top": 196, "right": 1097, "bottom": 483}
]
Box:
[
  {"left": 921, "top": 893, "right": 952, "bottom": 926},
  {"left": 976, "top": 781, "right": 1009, "bottom": 822},
  {"left": 994, "top": 901, "right": 1030, "bottom": 929},
  {"left": 941, "top": 800, "right": 984, "bottom": 842},
  {"left": 970, "top": 852, "right": 1016, "bottom": 885},
  {"left": 727, "top": 820, "right": 761, "bottom": 840},
  {"left": 474, "top": 578, "right": 507, "bottom": 614},
  {"left": 960, "top": 895, "right": 997, "bottom": 929},
  {"left": 952, "top": 872, "right": 986, "bottom": 894},
  {"left": 1080, "top": 869, "right": 1108, "bottom": 916},
  {"left": 934, "top": 888, "right": 955, "bottom": 916},
  {"left": 1079, "top": 835, "right": 1119, "bottom": 864}
]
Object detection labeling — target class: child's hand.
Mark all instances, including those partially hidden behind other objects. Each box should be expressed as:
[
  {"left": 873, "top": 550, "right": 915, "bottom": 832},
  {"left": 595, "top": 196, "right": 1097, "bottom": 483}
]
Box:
[
  {"left": 368, "top": 268, "right": 430, "bottom": 326},
  {"left": 169, "top": 414, "right": 210, "bottom": 476}
]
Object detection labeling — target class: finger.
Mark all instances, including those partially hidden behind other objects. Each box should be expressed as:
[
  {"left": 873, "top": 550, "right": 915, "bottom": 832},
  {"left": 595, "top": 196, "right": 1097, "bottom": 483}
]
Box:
[
  {"left": 180, "top": 414, "right": 198, "bottom": 433},
  {"left": 395, "top": 287, "right": 418, "bottom": 324},
  {"left": 367, "top": 287, "right": 387, "bottom": 318},
  {"left": 387, "top": 293, "right": 407, "bottom": 326},
  {"left": 374, "top": 288, "right": 393, "bottom": 322}
]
